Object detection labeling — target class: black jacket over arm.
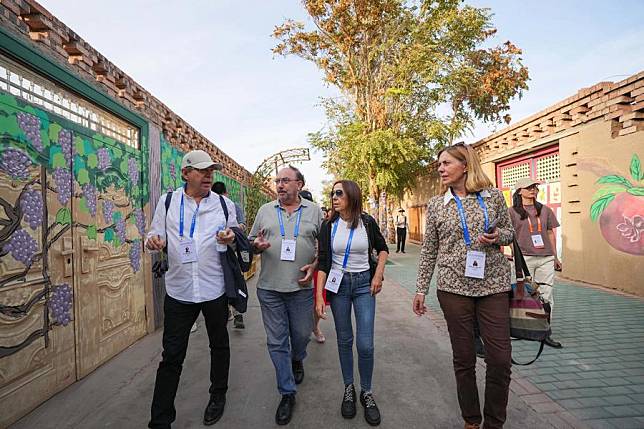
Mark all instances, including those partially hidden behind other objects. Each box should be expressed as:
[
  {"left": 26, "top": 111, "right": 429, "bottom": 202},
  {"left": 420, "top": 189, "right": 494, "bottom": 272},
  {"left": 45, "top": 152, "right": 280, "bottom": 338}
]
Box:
[{"left": 318, "top": 213, "right": 389, "bottom": 279}]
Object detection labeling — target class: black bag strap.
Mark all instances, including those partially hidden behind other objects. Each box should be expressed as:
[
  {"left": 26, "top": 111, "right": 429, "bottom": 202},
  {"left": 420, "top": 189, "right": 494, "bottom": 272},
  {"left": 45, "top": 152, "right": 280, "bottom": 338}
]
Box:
[
  {"left": 219, "top": 195, "right": 229, "bottom": 223},
  {"left": 511, "top": 340, "right": 545, "bottom": 366},
  {"left": 512, "top": 238, "right": 531, "bottom": 280},
  {"left": 162, "top": 191, "right": 172, "bottom": 255}
]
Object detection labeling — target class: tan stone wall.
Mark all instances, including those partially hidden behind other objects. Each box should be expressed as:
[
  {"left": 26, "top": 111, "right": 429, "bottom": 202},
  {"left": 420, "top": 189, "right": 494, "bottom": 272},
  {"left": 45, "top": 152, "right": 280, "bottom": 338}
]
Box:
[{"left": 559, "top": 121, "right": 644, "bottom": 295}]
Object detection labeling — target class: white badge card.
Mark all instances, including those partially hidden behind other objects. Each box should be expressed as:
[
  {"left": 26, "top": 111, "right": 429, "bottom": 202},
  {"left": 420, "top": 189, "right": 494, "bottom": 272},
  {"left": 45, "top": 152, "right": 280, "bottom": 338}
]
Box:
[
  {"left": 324, "top": 268, "right": 343, "bottom": 293},
  {"left": 280, "top": 239, "right": 297, "bottom": 261},
  {"left": 531, "top": 234, "right": 545, "bottom": 249},
  {"left": 179, "top": 239, "right": 198, "bottom": 264},
  {"left": 465, "top": 250, "right": 486, "bottom": 279}
]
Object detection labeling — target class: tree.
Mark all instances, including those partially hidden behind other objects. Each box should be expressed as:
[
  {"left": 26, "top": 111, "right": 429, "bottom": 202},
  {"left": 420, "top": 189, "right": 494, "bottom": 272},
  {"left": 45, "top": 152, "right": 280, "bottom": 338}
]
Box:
[{"left": 273, "top": 0, "right": 529, "bottom": 222}]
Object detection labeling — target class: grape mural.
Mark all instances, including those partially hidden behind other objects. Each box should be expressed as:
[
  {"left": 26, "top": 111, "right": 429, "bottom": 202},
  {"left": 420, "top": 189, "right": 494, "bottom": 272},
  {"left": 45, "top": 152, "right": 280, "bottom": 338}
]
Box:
[{"left": 0, "top": 91, "right": 149, "bottom": 359}]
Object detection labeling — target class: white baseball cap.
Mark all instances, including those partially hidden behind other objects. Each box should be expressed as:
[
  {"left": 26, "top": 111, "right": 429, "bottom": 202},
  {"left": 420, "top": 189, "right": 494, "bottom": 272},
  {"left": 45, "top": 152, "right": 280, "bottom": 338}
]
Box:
[
  {"left": 181, "top": 150, "right": 223, "bottom": 170},
  {"left": 514, "top": 177, "right": 540, "bottom": 191}
]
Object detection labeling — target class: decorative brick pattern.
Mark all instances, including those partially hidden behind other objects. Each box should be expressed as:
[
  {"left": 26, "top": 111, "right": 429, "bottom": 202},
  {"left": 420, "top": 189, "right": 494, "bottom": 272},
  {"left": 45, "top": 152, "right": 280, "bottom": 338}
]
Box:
[{"left": 0, "top": 0, "right": 252, "bottom": 183}]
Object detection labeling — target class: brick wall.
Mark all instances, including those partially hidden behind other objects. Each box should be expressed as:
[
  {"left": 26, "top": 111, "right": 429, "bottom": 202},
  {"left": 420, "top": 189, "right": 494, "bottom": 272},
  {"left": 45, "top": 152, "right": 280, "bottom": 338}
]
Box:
[{"left": 0, "top": 0, "right": 252, "bottom": 183}]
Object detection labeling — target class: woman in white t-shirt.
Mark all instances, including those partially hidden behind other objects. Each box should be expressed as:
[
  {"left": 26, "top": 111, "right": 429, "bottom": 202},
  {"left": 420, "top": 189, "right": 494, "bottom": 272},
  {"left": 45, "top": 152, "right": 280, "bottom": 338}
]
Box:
[{"left": 316, "top": 180, "right": 389, "bottom": 426}]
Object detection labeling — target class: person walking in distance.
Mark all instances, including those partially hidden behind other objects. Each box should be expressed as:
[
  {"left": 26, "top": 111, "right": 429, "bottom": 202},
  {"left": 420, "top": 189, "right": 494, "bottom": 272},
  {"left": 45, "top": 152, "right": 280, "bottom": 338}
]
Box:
[
  {"left": 413, "top": 143, "right": 515, "bottom": 429},
  {"left": 395, "top": 209, "right": 407, "bottom": 253},
  {"left": 509, "top": 177, "right": 563, "bottom": 348},
  {"left": 248, "top": 166, "right": 322, "bottom": 425},
  {"left": 146, "top": 150, "right": 238, "bottom": 428},
  {"left": 212, "top": 180, "right": 247, "bottom": 330}
]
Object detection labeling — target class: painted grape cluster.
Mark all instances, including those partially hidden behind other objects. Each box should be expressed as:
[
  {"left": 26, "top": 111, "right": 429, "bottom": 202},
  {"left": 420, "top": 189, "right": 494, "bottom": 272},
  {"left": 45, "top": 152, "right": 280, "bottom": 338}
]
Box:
[
  {"left": 3, "top": 228, "right": 37, "bottom": 265},
  {"left": 53, "top": 167, "right": 72, "bottom": 205},
  {"left": 0, "top": 148, "right": 32, "bottom": 180},
  {"left": 82, "top": 183, "right": 97, "bottom": 216},
  {"left": 58, "top": 129, "right": 74, "bottom": 166},
  {"left": 102, "top": 200, "right": 114, "bottom": 224},
  {"left": 129, "top": 242, "right": 141, "bottom": 273},
  {"left": 128, "top": 158, "right": 139, "bottom": 186},
  {"left": 97, "top": 147, "right": 111, "bottom": 171},
  {"left": 20, "top": 187, "right": 44, "bottom": 229},
  {"left": 48, "top": 283, "right": 73, "bottom": 326},
  {"left": 134, "top": 208, "right": 145, "bottom": 237},
  {"left": 17, "top": 112, "right": 43, "bottom": 152},
  {"left": 115, "top": 217, "right": 127, "bottom": 242}
]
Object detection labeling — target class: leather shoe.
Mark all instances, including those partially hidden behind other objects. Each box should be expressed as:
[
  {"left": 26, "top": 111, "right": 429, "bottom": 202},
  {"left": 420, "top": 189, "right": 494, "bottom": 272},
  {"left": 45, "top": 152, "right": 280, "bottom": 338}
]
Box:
[
  {"left": 203, "top": 394, "right": 226, "bottom": 425},
  {"left": 292, "top": 360, "right": 304, "bottom": 384},
  {"left": 275, "top": 394, "right": 296, "bottom": 425},
  {"left": 544, "top": 336, "right": 563, "bottom": 348}
]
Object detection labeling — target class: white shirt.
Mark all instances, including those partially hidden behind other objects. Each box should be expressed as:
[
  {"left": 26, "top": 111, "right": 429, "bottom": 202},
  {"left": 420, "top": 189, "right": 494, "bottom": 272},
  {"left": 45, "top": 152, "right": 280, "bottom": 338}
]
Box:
[
  {"left": 331, "top": 218, "right": 370, "bottom": 273},
  {"left": 146, "top": 186, "right": 238, "bottom": 303}
]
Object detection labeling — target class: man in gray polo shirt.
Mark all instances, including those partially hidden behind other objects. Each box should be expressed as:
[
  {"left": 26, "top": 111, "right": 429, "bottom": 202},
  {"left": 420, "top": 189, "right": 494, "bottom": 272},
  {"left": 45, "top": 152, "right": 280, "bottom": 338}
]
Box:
[{"left": 248, "top": 165, "right": 321, "bottom": 425}]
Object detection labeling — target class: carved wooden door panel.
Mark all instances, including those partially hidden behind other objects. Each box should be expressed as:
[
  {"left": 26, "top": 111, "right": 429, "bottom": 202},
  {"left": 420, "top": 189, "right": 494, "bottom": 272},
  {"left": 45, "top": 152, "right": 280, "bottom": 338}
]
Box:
[
  {"left": 0, "top": 106, "right": 76, "bottom": 427},
  {"left": 71, "top": 138, "right": 146, "bottom": 379}
]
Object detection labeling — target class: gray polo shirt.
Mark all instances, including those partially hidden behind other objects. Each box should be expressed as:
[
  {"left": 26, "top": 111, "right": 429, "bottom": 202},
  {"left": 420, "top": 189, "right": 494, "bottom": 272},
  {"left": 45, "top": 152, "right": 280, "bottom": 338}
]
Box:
[{"left": 249, "top": 199, "right": 322, "bottom": 292}]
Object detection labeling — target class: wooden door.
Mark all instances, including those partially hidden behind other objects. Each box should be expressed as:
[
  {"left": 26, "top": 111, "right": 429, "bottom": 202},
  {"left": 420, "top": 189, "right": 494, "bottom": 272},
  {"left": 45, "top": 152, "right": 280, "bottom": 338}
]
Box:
[{"left": 71, "top": 137, "right": 146, "bottom": 378}]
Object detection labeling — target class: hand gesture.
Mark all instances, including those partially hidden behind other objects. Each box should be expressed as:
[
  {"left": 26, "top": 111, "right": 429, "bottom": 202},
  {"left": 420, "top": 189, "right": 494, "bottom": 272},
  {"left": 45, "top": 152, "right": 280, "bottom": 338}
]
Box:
[
  {"left": 253, "top": 229, "right": 271, "bottom": 252},
  {"left": 146, "top": 235, "right": 166, "bottom": 251},
  {"left": 298, "top": 263, "right": 314, "bottom": 286},
  {"left": 413, "top": 294, "right": 427, "bottom": 316},
  {"left": 216, "top": 228, "right": 235, "bottom": 245},
  {"left": 478, "top": 230, "right": 499, "bottom": 245}
]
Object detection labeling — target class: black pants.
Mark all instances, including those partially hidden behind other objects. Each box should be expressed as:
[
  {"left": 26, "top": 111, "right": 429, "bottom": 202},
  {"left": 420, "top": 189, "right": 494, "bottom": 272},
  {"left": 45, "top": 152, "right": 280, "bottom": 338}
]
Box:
[
  {"left": 396, "top": 227, "right": 407, "bottom": 252},
  {"left": 149, "top": 294, "right": 230, "bottom": 428}
]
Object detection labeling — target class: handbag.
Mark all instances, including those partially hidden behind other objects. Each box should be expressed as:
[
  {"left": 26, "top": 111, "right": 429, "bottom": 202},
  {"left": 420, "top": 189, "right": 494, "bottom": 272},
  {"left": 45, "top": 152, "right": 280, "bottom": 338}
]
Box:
[{"left": 509, "top": 239, "right": 551, "bottom": 365}]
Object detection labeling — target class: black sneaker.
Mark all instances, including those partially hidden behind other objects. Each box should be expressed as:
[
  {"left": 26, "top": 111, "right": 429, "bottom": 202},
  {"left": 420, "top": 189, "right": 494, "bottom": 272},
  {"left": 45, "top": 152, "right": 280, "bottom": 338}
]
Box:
[
  {"left": 275, "top": 394, "right": 296, "bottom": 425},
  {"left": 233, "top": 314, "right": 245, "bottom": 329},
  {"left": 341, "top": 384, "right": 356, "bottom": 419},
  {"left": 292, "top": 360, "right": 304, "bottom": 384},
  {"left": 360, "top": 391, "right": 381, "bottom": 426},
  {"left": 203, "top": 393, "right": 226, "bottom": 425},
  {"left": 544, "top": 336, "right": 563, "bottom": 348}
]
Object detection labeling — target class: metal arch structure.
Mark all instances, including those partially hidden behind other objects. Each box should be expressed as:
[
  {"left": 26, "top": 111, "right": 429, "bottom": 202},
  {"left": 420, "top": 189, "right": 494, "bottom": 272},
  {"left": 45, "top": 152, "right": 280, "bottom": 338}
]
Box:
[{"left": 254, "top": 148, "right": 311, "bottom": 180}]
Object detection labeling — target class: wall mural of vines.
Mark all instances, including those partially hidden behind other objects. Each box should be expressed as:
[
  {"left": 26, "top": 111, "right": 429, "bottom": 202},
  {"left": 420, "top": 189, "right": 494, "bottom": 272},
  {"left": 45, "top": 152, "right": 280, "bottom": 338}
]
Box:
[{"left": 0, "top": 91, "right": 147, "bottom": 358}]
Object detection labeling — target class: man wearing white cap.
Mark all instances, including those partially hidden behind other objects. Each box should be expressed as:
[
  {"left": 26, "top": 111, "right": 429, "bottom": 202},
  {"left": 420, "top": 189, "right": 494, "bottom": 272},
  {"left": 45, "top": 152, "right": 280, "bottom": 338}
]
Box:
[{"left": 146, "top": 149, "right": 239, "bottom": 428}]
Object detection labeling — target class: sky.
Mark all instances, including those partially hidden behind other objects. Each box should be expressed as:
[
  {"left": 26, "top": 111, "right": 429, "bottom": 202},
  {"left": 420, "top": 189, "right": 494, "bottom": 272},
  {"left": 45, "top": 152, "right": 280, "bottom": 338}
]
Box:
[{"left": 38, "top": 0, "right": 644, "bottom": 201}]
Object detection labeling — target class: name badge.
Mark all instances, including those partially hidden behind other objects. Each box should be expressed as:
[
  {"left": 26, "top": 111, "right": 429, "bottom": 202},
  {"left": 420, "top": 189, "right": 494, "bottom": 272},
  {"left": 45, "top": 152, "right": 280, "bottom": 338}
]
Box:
[
  {"left": 465, "top": 250, "right": 485, "bottom": 279},
  {"left": 280, "top": 239, "right": 297, "bottom": 261},
  {"left": 531, "top": 234, "right": 545, "bottom": 249},
  {"left": 324, "top": 268, "right": 343, "bottom": 293},
  {"left": 179, "top": 238, "right": 197, "bottom": 264}
]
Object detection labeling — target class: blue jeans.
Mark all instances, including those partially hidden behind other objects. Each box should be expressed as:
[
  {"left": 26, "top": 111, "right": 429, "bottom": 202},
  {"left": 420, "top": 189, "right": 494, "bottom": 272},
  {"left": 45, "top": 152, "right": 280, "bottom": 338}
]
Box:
[
  {"left": 257, "top": 288, "right": 313, "bottom": 395},
  {"left": 329, "top": 270, "right": 375, "bottom": 392}
]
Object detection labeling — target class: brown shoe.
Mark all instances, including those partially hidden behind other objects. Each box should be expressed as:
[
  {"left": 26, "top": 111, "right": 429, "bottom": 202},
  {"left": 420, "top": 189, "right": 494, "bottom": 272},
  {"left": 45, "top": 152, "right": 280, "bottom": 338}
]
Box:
[{"left": 464, "top": 423, "right": 480, "bottom": 429}]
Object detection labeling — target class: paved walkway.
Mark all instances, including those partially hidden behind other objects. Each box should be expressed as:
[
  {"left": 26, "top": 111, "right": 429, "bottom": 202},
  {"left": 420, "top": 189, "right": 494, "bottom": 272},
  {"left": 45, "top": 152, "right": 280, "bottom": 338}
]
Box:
[
  {"left": 12, "top": 259, "right": 553, "bottom": 428},
  {"left": 389, "top": 243, "right": 644, "bottom": 429}
]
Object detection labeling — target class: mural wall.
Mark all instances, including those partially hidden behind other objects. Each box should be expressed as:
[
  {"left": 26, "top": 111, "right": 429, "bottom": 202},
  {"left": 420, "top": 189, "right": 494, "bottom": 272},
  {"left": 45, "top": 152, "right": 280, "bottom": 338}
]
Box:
[{"left": 0, "top": 90, "right": 148, "bottom": 425}]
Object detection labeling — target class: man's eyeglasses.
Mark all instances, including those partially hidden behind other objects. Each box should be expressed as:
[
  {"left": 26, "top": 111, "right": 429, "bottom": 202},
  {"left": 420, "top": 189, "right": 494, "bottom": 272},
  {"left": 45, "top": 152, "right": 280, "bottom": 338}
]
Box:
[
  {"left": 525, "top": 184, "right": 539, "bottom": 191},
  {"left": 330, "top": 189, "right": 344, "bottom": 198},
  {"left": 274, "top": 178, "right": 298, "bottom": 185}
]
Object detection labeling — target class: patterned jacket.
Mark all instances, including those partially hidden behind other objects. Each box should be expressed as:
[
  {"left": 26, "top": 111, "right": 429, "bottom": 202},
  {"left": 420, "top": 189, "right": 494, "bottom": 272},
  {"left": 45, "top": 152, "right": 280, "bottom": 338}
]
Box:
[{"left": 415, "top": 187, "right": 514, "bottom": 297}]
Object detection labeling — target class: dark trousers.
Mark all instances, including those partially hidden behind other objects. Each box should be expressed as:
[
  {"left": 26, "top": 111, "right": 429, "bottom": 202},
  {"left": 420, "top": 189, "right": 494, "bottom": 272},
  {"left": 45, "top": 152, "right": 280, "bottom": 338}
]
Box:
[
  {"left": 437, "top": 290, "right": 512, "bottom": 429},
  {"left": 149, "top": 294, "right": 230, "bottom": 429},
  {"left": 396, "top": 227, "right": 406, "bottom": 252}
]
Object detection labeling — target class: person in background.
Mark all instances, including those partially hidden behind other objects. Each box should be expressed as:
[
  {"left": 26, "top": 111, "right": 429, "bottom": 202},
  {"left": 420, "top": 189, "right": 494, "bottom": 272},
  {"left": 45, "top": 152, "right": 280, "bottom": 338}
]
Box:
[
  {"left": 317, "top": 180, "right": 388, "bottom": 426},
  {"left": 413, "top": 143, "right": 514, "bottom": 429},
  {"left": 213, "top": 181, "right": 247, "bottom": 329},
  {"left": 509, "top": 177, "right": 562, "bottom": 349},
  {"left": 146, "top": 150, "right": 238, "bottom": 428},
  {"left": 395, "top": 208, "right": 408, "bottom": 253},
  {"left": 248, "top": 167, "right": 321, "bottom": 425}
]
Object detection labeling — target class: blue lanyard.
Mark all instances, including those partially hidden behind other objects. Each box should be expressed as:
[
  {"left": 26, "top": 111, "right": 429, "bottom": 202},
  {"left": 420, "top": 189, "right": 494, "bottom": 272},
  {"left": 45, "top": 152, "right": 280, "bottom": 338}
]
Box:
[
  {"left": 179, "top": 193, "right": 199, "bottom": 239},
  {"left": 276, "top": 206, "right": 303, "bottom": 239},
  {"left": 331, "top": 220, "right": 356, "bottom": 270},
  {"left": 452, "top": 190, "right": 489, "bottom": 247}
]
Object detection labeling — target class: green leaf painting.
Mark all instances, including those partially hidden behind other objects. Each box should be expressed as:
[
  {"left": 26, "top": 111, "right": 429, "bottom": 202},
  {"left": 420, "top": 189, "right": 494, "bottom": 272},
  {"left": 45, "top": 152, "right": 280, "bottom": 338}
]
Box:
[
  {"left": 55, "top": 208, "right": 72, "bottom": 225},
  {"left": 630, "top": 154, "right": 642, "bottom": 182},
  {"left": 104, "top": 227, "right": 114, "bottom": 242},
  {"left": 590, "top": 194, "right": 615, "bottom": 222},
  {"left": 596, "top": 175, "right": 632, "bottom": 188},
  {"left": 87, "top": 224, "right": 97, "bottom": 240},
  {"left": 591, "top": 153, "right": 643, "bottom": 222}
]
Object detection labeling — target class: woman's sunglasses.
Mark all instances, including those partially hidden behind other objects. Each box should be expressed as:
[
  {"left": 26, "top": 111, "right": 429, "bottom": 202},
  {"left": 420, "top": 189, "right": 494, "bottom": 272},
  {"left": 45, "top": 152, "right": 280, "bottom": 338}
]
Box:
[{"left": 330, "top": 189, "right": 344, "bottom": 198}]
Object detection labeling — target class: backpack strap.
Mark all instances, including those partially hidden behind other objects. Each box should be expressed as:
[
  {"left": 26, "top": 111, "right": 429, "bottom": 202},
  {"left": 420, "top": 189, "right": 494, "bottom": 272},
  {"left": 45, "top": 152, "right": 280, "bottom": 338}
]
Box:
[{"left": 219, "top": 195, "right": 229, "bottom": 223}]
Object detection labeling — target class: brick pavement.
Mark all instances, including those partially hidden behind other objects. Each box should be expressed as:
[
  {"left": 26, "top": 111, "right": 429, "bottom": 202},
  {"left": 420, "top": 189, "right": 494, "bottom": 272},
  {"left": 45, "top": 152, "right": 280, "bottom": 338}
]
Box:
[{"left": 388, "top": 242, "right": 644, "bottom": 429}]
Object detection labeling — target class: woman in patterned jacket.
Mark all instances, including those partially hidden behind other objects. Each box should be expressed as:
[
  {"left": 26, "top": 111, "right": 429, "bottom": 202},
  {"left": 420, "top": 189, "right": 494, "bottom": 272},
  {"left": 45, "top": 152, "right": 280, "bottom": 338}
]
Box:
[{"left": 412, "top": 143, "right": 515, "bottom": 429}]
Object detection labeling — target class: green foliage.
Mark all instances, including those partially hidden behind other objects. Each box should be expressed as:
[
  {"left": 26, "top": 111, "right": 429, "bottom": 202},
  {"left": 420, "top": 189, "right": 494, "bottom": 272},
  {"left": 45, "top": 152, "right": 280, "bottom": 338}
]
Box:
[
  {"left": 630, "top": 154, "right": 642, "bottom": 181},
  {"left": 55, "top": 208, "right": 72, "bottom": 225},
  {"left": 596, "top": 175, "right": 632, "bottom": 188},
  {"left": 590, "top": 194, "right": 615, "bottom": 222},
  {"left": 87, "top": 225, "right": 97, "bottom": 240}
]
